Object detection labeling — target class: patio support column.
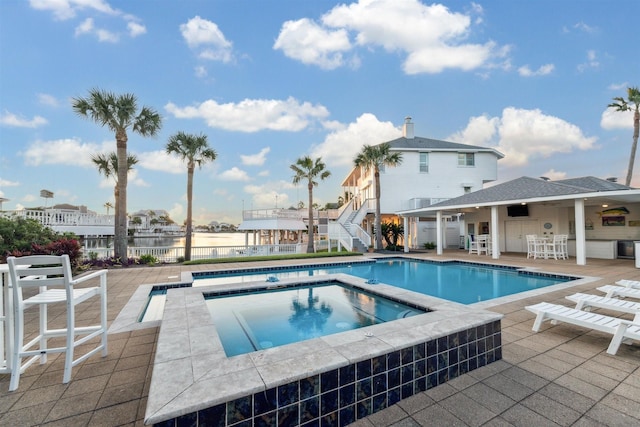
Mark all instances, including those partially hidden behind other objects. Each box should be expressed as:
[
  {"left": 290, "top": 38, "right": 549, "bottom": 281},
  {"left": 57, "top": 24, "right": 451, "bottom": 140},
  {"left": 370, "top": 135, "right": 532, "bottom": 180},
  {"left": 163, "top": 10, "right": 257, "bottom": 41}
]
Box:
[
  {"left": 436, "top": 210, "right": 443, "bottom": 255},
  {"left": 574, "top": 198, "right": 587, "bottom": 265},
  {"left": 403, "top": 216, "right": 409, "bottom": 253},
  {"left": 491, "top": 205, "right": 500, "bottom": 259}
]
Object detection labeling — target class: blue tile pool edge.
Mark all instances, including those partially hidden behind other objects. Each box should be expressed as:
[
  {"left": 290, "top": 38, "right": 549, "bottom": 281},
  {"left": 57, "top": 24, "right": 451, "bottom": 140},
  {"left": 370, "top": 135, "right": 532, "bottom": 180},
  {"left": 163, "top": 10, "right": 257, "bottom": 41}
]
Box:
[{"left": 144, "top": 273, "right": 504, "bottom": 426}]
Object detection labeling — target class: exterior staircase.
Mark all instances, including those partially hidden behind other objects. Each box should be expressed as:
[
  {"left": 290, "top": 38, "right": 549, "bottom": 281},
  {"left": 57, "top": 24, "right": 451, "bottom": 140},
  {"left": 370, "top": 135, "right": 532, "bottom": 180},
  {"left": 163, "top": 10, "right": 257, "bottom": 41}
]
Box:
[{"left": 329, "top": 199, "right": 374, "bottom": 252}]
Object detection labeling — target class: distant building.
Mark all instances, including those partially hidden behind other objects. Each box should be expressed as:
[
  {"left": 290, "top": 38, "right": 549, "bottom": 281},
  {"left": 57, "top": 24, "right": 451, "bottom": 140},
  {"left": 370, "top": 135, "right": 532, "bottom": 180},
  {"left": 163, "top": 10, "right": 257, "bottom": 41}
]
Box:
[{"left": 129, "top": 209, "right": 181, "bottom": 235}]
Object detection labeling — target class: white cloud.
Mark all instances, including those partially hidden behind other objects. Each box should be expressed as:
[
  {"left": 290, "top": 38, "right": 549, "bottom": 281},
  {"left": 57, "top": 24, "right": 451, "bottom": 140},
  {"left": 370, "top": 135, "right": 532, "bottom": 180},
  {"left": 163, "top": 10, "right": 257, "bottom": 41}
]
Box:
[
  {"left": 577, "top": 50, "right": 599, "bottom": 72},
  {"left": 244, "top": 184, "right": 290, "bottom": 209},
  {"left": 168, "top": 203, "right": 184, "bottom": 223},
  {"left": 540, "top": 169, "right": 567, "bottom": 181},
  {"left": 219, "top": 167, "right": 251, "bottom": 181},
  {"left": 608, "top": 82, "right": 629, "bottom": 91},
  {"left": 601, "top": 107, "right": 634, "bottom": 130},
  {"left": 0, "top": 178, "right": 20, "bottom": 187},
  {"left": 22, "top": 138, "right": 110, "bottom": 166},
  {"left": 165, "top": 97, "right": 329, "bottom": 132},
  {"left": 180, "top": 16, "right": 233, "bottom": 63},
  {"left": 273, "top": 18, "right": 352, "bottom": 70},
  {"left": 0, "top": 111, "right": 48, "bottom": 128},
  {"left": 573, "top": 22, "right": 598, "bottom": 34},
  {"left": 518, "top": 63, "right": 554, "bottom": 77},
  {"left": 32, "top": 0, "right": 144, "bottom": 42},
  {"left": 74, "top": 18, "right": 119, "bottom": 42},
  {"left": 29, "top": 0, "right": 118, "bottom": 20},
  {"left": 274, "top": 0, "right": 508, "bottom": 74},
  {"left": 195, "top": 66, "right": 207, "bottom": 78},
  {"left": 128, "top": 169, "right": 149, "bottom": 187},
  {"left": 449, "top": 107, "right": 597, "bottom": 166},
  {"left": 258, "top": 170, "right": 270, "bottom": 177},
  {"left": 137, "top": 150, "right": 187, "bottom": 174},
  {"left": 310, "top": 113, "right": 400, "bottom": 167},
  {"left": 448, "top": 114, "right": 498, "bottom": 145},
  {"left": 127, "top": 21, "right": 146, "bottom": 37},
  {"left": 37, "top": 93, "right": 59, "bottom": 107},
  {"left": 241, "top": 147, "right": 270, "bottom": 166}
]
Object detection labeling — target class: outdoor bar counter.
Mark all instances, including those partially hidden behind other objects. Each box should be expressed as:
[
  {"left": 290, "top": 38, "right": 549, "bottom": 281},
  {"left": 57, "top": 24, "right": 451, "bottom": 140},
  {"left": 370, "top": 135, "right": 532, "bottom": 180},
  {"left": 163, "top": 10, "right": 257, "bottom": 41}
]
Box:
[{"left": 567, "top": 239, "right": 617, "bottom": 259}]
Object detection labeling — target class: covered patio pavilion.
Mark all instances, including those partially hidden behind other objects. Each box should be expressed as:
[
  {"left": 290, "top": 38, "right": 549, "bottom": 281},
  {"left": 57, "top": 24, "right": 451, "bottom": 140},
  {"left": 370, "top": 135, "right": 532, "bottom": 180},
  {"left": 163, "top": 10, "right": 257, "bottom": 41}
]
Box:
[{"left": 398, "top": 176, "right": 640, "bottom": 266}]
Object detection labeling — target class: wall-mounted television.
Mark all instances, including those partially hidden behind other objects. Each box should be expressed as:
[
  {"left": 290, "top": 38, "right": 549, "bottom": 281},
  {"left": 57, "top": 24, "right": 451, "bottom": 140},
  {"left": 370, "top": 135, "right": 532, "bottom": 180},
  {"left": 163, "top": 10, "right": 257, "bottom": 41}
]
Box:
[{"left": 507, "top": 204, "right": 529, "bottom": 217}]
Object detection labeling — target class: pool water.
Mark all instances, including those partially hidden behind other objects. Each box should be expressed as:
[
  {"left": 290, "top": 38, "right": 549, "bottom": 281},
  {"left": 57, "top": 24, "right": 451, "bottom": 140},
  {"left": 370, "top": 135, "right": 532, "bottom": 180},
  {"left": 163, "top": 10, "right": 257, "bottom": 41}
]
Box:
[
  {"left": 194, "top": 259, "right": 571, "bottom": 304},
  {"left": 205, "top": 281, "right": 425, "bottom": 356},
  {"left": 139, "top": 258, "right": 575, "bottom": 323}
]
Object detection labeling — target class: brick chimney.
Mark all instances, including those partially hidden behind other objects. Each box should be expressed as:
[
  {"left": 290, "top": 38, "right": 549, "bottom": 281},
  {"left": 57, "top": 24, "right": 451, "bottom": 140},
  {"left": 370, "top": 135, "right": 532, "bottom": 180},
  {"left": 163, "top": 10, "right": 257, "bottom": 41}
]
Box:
[{"left": 402, "top": 116, "right": 414, "bottom": 139}]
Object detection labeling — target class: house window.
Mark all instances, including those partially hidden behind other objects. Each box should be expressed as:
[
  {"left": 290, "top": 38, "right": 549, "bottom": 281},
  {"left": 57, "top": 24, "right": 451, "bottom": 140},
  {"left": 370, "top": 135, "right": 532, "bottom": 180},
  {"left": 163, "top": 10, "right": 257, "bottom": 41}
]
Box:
[
  {"left": 419, "top": 152, "right": 428, "bottom": 173},
  {"left": 464, "top": 186, "right": 472, "bottom": 193},
  {"left": 458, "top": 153, "right": 475, "bottom": 166}
]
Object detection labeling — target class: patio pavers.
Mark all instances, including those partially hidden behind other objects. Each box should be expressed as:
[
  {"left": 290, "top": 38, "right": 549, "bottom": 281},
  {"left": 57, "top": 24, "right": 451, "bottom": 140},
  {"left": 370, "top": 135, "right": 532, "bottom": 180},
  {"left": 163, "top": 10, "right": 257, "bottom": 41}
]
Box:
[{"left": 0, "top": 251, "right": 638, "bottom": 426}]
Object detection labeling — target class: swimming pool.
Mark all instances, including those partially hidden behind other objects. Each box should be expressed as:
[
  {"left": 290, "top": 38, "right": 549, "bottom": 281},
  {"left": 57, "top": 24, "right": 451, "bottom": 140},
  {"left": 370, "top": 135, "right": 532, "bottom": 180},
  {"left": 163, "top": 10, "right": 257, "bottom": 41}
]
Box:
[
  {"left": 206, "top": 280, "right": 426, "bottom": 356},
  {"left": 194, "top": 258, "right": 572, "bottom": 304}
]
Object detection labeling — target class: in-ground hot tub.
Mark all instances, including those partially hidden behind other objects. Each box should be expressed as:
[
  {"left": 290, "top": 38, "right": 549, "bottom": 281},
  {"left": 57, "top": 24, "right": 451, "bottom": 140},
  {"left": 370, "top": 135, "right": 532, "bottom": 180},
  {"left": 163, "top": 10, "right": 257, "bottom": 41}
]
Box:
[{"left": 144, "top": 273, "right": 503, "bottom": 426}]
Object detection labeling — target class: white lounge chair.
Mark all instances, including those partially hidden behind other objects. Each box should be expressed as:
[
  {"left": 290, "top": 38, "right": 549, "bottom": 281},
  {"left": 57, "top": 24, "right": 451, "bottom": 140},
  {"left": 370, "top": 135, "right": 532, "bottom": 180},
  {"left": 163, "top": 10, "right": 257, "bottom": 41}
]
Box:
[
  {"left": 525, "top": 302, "right": 640, "bottom": 355},
  {"left": 615, "top": 279, "right": 640, "bottom": 289},
  {"left": 565, "top": 293, "right": 640, "bottom": 322},
  {"left": 597, "top": 285, "right": 640, "bottom": 300}
]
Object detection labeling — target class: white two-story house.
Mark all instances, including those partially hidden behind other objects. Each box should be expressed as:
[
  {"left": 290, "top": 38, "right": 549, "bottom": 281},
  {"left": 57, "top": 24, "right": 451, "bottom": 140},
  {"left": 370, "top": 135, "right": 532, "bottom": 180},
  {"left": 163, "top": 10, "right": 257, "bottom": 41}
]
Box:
[{"left": 333, "top": 117, "right": 504, "bottom": 250}]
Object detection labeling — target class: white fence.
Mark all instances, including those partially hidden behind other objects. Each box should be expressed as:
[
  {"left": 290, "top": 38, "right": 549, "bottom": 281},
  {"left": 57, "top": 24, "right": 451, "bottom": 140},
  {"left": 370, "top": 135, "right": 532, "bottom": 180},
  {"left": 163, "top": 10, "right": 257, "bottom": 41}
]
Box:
[{"left": 83, "top": 243, "right": 304, "bottom": 263}]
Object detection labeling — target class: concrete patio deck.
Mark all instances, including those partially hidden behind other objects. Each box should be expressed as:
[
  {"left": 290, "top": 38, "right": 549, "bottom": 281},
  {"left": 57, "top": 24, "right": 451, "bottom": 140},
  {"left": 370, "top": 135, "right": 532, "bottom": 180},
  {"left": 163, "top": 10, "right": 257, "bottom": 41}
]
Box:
[{"left": 1, "top": 251, "right": 639, "bottom": 426}]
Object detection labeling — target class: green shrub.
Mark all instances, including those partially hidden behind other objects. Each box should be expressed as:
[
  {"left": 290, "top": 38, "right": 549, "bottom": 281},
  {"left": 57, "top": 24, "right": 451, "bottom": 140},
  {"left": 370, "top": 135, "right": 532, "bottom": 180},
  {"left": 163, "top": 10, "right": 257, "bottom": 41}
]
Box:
[
  {"left": 139, "top": 254, "right": 158, "bottom": 265},
  {"left": 0, "top": 216, "right": 80, "bottom": 264}
]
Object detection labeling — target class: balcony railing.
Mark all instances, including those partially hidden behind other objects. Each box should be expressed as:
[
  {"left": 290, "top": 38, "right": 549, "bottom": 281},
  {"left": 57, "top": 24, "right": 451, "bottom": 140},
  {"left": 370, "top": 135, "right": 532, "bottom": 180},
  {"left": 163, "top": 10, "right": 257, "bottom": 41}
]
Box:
[{"left": 83, "top": 243, "right": 304, "bottom": 263}]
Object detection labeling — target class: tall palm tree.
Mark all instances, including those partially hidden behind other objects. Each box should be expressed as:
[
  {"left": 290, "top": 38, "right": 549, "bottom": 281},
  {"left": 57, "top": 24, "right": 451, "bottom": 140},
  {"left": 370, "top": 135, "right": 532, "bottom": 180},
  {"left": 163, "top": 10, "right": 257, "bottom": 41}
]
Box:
[
  {"left": 91, "top": 152, "right": 138, "bottom": 225},
  {"left": 73, "top": 89, "right": 162, "bottom": 258},
  {"left": 354, "top": 143, "right": 403, "bottom": 251},
  {"left": 104, "top": 202, "right": 113, "bottom": 215},
  {"left": 291, "top": 156, "right": 331, "bottom": 253},
  {"left": 609, "top": 86, "right": 640, "bottom": 186},
  {"left": 165, "top": 131, "right": 217, "bottom": 261}
]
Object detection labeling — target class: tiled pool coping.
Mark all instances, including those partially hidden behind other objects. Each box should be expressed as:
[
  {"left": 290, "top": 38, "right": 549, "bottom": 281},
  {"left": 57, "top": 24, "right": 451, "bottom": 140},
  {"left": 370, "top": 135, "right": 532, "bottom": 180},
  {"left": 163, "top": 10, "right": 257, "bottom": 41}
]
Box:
[{"left": 144, "top": 273, "right": 504, "bottom": 426}]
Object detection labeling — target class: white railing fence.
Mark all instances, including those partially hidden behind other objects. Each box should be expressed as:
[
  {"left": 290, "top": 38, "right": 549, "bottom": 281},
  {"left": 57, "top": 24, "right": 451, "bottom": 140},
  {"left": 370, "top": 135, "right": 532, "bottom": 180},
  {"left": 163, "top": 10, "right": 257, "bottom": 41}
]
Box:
[
  {"left": 83, "top": 244, "right": 304, "bottom": 263},
  {"left": 2, "top": 209, "right": 114, "bottom": 226}
]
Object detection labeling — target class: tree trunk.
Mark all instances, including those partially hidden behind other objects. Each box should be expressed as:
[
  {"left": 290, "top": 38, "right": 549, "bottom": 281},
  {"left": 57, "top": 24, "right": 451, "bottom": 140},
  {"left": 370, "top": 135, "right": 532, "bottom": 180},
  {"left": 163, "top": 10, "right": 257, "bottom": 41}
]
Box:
[
  {"left": 114, "top": 131, "right": 128, "bottom": 259},
  {"left": 626, "top": 110, "right": 640, "bottom": 186},
  {"left": 185, "top": 164, "right": 194, "bottom": 261},
  {"left": 374, "top": 168, "right": 382, "bottom": 250},
  {"left": 307, "top": 182, "right": 314, "bottom": 253}
]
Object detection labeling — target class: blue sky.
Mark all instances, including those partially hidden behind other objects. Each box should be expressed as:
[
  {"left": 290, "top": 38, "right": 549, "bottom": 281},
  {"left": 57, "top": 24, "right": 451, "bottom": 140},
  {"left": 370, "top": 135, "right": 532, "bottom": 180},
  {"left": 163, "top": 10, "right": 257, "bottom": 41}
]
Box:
[{"left": 1, "top": 0, "right": 638, "bottom": 226}]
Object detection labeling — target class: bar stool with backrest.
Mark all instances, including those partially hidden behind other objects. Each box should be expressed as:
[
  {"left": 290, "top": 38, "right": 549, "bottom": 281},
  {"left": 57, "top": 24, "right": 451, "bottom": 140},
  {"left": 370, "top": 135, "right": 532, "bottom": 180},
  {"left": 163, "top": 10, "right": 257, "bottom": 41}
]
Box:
[
  {"left": 525, "top": 235, "right": 537, "bottom": 258},
  {"left": 7, "top": 254, "right": 108, "bottom": 391}
]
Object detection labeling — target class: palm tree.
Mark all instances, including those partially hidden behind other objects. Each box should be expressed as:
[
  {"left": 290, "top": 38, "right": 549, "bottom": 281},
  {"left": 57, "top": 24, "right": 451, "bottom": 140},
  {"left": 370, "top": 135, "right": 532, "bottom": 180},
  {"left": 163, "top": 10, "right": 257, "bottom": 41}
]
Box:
[
  {"left": 73, "top": 89, "right": 162, "bottom": 258},
  {"left": 354, "top": 143, "right": 403, "bottom": 251},
  {"left": 609, "top": 87, "right": 640, "bottom": 186},
  {"left": 91, "top": 152, "right": 138, "bottom": 227},
  {"left": 291, "top": 156, "right": 331, "bottom": 253},
  {"left": 165, "top": 131, "right": 217, "bottom": 261}
]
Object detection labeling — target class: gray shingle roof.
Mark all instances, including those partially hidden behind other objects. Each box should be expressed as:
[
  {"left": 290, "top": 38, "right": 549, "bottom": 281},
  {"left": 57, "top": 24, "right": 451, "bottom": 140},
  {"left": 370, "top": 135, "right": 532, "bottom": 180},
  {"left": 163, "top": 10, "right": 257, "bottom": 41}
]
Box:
[
  {"left": 384, "top": 137, "right": 504, "bottom": 158},
  {"left": 429, "top": 176, "right": 632, "bottom": 208},
  {"left": 555, "top": 176, "right": 629, "bottom": 191}
]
